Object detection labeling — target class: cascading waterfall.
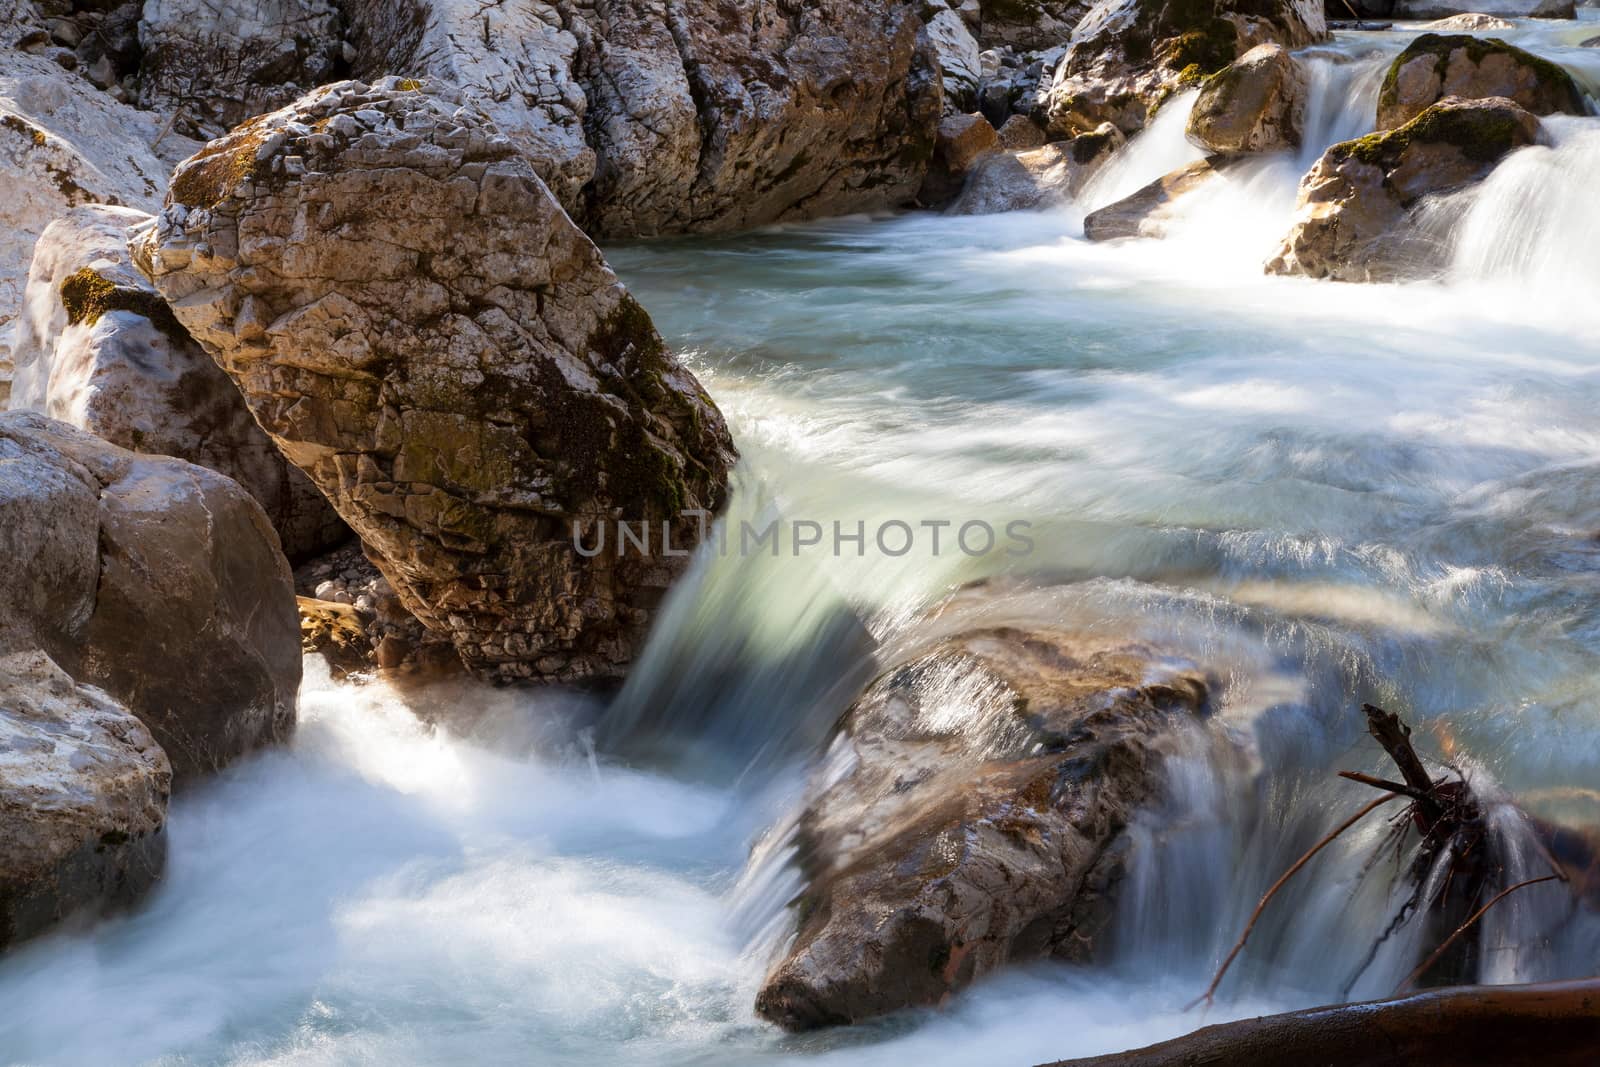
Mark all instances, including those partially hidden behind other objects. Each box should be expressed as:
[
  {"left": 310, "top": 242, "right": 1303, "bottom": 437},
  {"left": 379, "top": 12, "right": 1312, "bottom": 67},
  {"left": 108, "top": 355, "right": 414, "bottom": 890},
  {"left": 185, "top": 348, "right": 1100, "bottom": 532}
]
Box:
[{"left": 4, "top": 19, "right": 1600, "bottom": 1067}]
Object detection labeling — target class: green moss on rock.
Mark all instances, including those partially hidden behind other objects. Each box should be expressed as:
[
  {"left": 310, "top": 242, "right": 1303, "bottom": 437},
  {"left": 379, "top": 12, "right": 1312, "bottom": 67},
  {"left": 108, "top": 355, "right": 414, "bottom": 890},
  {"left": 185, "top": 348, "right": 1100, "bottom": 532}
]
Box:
[{"left": 60, "top": 268, "right": 184, "bottom": 333}]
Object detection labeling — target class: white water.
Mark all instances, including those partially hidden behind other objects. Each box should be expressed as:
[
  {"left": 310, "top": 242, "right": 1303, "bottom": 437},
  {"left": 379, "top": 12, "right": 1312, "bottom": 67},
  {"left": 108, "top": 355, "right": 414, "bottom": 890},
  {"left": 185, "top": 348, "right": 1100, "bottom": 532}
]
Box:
[{"left": 5, "top": 18, "right": 1600, "bottom": 1067}]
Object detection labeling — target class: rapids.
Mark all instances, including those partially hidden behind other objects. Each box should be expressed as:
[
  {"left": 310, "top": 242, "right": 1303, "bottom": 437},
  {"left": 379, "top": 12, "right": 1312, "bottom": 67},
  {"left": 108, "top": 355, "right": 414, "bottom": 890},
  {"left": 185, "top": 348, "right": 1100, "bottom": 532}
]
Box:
[{"left": 4, "top": 16, "right": 1600, "bottom": 1067}]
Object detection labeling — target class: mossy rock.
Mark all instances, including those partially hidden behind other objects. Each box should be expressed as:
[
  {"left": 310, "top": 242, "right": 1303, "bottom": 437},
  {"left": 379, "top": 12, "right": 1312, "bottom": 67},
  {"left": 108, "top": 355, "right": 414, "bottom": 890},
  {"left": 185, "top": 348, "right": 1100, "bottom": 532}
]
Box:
[
  {"left": 59, "top": 268, "right": 183, "bottom": 333},
  {"left": 1376, "top": 33, "right": 1585, "bottom": 130}
]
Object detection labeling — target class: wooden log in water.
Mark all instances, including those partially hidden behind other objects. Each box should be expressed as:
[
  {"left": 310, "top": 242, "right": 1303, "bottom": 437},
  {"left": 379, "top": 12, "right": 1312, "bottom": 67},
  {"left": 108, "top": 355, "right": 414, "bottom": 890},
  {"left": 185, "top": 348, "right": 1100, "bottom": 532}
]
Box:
[{"left": 1040, "top": 980, "right": 1600, "bottom": 1067}]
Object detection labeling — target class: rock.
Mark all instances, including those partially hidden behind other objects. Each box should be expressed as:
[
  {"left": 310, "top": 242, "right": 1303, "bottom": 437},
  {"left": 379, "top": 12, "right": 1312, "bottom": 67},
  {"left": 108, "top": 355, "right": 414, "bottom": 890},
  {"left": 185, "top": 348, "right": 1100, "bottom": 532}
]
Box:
[
  {"left": 0, "top": 649, "right": 170, "bottom": 952},
  {"left": 922, "top": 111, "right": 1001, "bottom": 205},
  {"left": 1267, "top": 96, "right": 1542, "bottom": 282},
  {"left": 1584, "top": 36, "right": 1599, "bottom": 49},
  {"left": 974, "top": 0, "right": 1093, "bottom": 49},
  {"left": 8, "top": 204, "right": 345, "bottom": 560},
  {"left": 997, "top": 112, "right": 1050, "bottom": 149},
  {"left": 1392, "top": 0, "right": 1575, "bottom": 19},
  {"left": 0, "top": 410, "right": 301, "bottom": 780},
  {"left": 928, "top": 6, "right": 985, "bottom": 113},
  {"left": 292, "top": 540, "right": 457, "bottom": 679},
  {"left": 1186, "top": 43, "right": 1307, "bottom": 155},
  {"left": 1083, "top": 156, "right": 1231, "bottom": 240},
  {"left": 340, "top": 0, "right": 594, "bottom": 213},
  {"left": 976, "top": 43, "right": 1066, "bottom": 127},
  {"left": 949, "top": 124, "right": 1124, "bottom": 213},
  {"left": 0, "top": 37, "right": 200, "bottom": 392},
  {"left": 297, "top": 597, "right": 373, "bottom": 680},
  {"left": 342, "top": 0, "right": 941, "bottom": 238},
  {"left": 1045, "top": 0, "right": 1328, "bottom": 138},
  {"left": 1376, "top": 33, "right": 1587, "bottom": 130},
  {"left": 1419, "top": 13, "right": 1517, "bottom": 29},
  {"left": 136, "top": 0, "right": 346, "bottom": 138},
  {"left": 755, "top": 611, "right": 1213, "bottom": 1030},
  {"left": 136, "top": 80, "right": 737, "bottom": 684}
]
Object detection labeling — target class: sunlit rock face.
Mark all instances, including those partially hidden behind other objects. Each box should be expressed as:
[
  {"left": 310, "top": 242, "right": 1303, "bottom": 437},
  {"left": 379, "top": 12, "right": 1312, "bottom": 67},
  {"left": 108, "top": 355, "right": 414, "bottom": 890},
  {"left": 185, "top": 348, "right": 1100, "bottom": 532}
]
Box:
[
  {"left": 1185, "top": 42, "right": 1307, "bottom": 156},
  {"left": 1043, "top": 0, "right": 1326, "bottom": 139},
  {"left": 757, "top": 585, "right": 1215, "bottom": 1031},
  {"left": 136, "top": 79, "right": 737, "bottom": 684},
  {"left": 0, "top": 410, "right": 301, "bottom": 780},
  {"left": 9, "top": 204, "right": 345, "bottom": 561},
  {"left": 341, "top": 0, "right": 943, "bottom": 238},
  {"left": 1375, "top": 32, "right": 1586, "bottom": 132},
  {"left": 1268, "top": 96, "right": 1542, "bottom": 283},
  {"left": 137, "top": 0, "right": 346, "bottom": 137},
  {"left": 0, "top": 649, "right": 170, "bottom": 953}
]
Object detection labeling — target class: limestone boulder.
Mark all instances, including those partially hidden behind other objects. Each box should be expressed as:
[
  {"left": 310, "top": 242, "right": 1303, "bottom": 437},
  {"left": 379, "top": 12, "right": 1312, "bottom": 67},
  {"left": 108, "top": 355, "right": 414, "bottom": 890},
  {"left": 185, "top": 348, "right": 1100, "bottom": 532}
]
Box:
[
  {"left": 341, "top": 0, "right": 942, "bottom": 238},
  {"left": 1082, "top": 156, "right": 1230, "bottom": 239},
  {"left": 0, "top": 649, "right": 170, "bottom": 952},
  {"left": 949, "top": 123, "right": 1124, "bottom": 213},
  {"left": 1376, "top": 33, "right": 1586, "bottom": 131},
  {"left": 0, "top": 410, "right": 301, "bottom": 779},
  {"left": 136, "top": 80, "right": 737, "bottom": 684},
  {"left": 755, "top": 603, "right": 1213, "bottom": 1030},
  {"left": 928, "top": 5, "right": 985, "bottom": 113},
  {"left": 136, "top": 0, "right": 345, "bottom": 138},
  {"left": 921, "top": 111, "right": 1001, "bottom": 205},
  {"left": 1419, "top": 14, "right": 1517, "bottom": 29},
  {"left": 1045, "top": 0, "right": 1326, "bottom": 138},
  {"left": 1186, "top": 43, "right": 1307, "bottom": 155},
  {"left": 8, "top": 204, "right": 344, "bottom": 560},
  {"left": 0, "top": 31, "right": 200, "bottom": 390},
  {"left": 1268, "top": 96, "right": 1542, "bottom": 282}
]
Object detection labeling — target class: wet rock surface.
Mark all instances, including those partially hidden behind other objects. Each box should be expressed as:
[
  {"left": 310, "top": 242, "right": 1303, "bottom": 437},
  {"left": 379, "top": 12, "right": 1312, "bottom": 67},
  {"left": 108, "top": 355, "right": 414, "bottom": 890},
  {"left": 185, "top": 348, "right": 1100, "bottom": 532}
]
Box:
[
  {"left": 0, "top": 648, "right": 170, "bottom": 952},
  {"left": 1268, "top": 95, "right": 1542, "bottom": 282},
  {"left": 137, "top": 80, "right": 736, "bottom": 684},
  {"left": 1376, "top": 33, "right": 1586, "bottom": 131},
  {"left": 756, "top": 590, "right": 1214, "bottom": 1030},
  {"left": 1186, "top": 42, "right": 1307, "bottom": 155}
]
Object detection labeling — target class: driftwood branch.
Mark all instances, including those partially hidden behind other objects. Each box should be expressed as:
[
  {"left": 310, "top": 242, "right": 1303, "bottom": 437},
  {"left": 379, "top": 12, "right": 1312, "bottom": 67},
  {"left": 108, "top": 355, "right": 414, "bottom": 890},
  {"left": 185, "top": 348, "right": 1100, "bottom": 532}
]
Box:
[
  {"left": 1186, "top": 792, "right": 1404, "bottom": 1011},
  {"left": 1042, "top": 980, "right": 1600, "bottom": 1067},
  {"left": 1361, "top": 703, "right": 1445, "bottom": 824}
]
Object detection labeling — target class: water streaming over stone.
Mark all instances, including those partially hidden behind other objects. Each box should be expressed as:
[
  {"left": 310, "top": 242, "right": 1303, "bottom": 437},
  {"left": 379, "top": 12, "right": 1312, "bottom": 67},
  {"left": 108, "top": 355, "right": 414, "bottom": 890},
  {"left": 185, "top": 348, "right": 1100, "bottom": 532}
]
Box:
[{"left": 4, "top": 16, "right": 1600, "bottom": 1067}]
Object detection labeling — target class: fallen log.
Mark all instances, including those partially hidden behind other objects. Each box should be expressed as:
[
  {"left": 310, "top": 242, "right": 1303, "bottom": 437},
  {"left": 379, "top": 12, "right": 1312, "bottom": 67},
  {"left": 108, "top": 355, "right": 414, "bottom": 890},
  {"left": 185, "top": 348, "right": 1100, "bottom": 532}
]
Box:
[{"left": 1041, "top": 979, "right": 1600, "bottom": 1067}]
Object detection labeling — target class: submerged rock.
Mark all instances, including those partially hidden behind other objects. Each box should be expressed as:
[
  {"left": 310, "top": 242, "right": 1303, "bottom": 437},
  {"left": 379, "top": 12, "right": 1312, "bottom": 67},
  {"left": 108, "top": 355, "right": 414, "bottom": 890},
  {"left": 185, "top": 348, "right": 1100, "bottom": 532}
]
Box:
[
  {"left": 1376, "top": 33, "right": 1586, "bottom": 130},
  {"left": 137, "top": 80, "right": 737, "bottom": 684},
  {"left": 136, "top": 0, "right": 346, "bottom": 138},
  {"left": 342, "top": 0, "right": 941, "bottom": 237},
  {"left": 1083, "top": 157, "right": 1231, "bottom": 240},
  {"left": 1186, "top": 43, "right": 1308, "bottom": 155},
  {"left": 0, "top": 649, "right": 170, "bottom": 952},
  {"left": 949, "top": 124, "right": 1124, "bottom": 214},
  {"left": 1044, "top": 0, "right": 1327, "bottom": 138},
  {"left": 1391, "top": 0, "right": 1576, "bottom": 19},
  {"left": 8, "top": 204, "right": 345, "bottom": 561},
  {"left": 1418, "top": 13, "right": 1518, "bottom": 29},
  {"left": 1268, "top": 96, "right": 1542, "bottom": 282},
  {"left": 755, "top": 604, "right": 1213, "bottom": 1030},
  {"left": 0, "top": 411, "right": 301, "bottom": 780}
]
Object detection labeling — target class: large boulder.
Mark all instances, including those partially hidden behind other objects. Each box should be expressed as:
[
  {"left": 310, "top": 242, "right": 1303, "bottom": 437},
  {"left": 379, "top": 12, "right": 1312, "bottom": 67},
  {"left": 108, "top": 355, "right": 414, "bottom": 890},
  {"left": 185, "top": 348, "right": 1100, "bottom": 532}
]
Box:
[
  {"left": 0, "top": 410, "right": 302, "bottom": 779},
  {"left": 0, "top": 649, "right": 170, "bottom": 952},
  {"left": 755, "top": 606, "right": 1213, "bottom": 1030},
  {"left": 1267, "top": 96, "right": 1542, "bottom": 282},
  {"left": 8, "top": 204, "right": 345, "bottom": 560},
  {"left": 1391, "top": 0, "right": 1576, "bottom": 19},
  {"left": 1376, "top": 33, "right": 1586, "bottom": 131},
  {"left": 948, "top": 124, "right": 1123, "bottom": 213},
  {"left": 341, "top": 0, "right": 942, "bottom": 238},
  {"left": 135, "top": 80, "right": 737, "bottom": 684},
  {"left": 1082, "top": 156, "right": 1231, "bottom": 239},
  {"left": 136, "top": 0, "right": 346, "bottom": 138},
  {"left": 1419, "top": 13, "right": 1517, "bottom": 29},
  {"left": 921, "top": 111, "right": 1001, "bottom": 205},
  {"left": 1186, "top": 42, "right": 1307, "bottom": 155},
  {"left": 0, "top": 26, "right": 200, "bottom": 390},
  {"left": 928, "top": 5, "right": 985, "bottom": 113},
  {"left": 1045, "top": 0, "right": 1327, "bottom": 138}
]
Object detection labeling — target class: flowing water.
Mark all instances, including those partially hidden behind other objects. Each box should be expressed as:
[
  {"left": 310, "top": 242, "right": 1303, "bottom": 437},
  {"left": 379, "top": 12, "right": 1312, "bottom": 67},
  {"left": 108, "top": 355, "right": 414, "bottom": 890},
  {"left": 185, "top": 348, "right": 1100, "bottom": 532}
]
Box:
[{"left": 5, "top": 17, "right": 1600, "bottom": 1067}]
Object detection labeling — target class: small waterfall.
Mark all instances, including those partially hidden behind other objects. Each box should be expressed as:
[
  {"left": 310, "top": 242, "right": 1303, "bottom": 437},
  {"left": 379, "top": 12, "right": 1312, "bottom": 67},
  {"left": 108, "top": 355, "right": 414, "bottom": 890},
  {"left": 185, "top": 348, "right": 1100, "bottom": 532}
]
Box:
[
  {"left": 1297, "top": 50, "right": 1390, "bottom": 168},
  {"left": 1444, "top": 118, "right": 1600, "bottom": 303},
  {"left": 1076, "top": 91, "right": 1206, "bottom": 215}
]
